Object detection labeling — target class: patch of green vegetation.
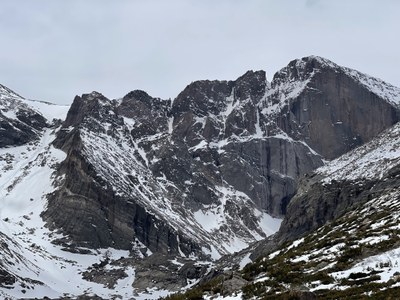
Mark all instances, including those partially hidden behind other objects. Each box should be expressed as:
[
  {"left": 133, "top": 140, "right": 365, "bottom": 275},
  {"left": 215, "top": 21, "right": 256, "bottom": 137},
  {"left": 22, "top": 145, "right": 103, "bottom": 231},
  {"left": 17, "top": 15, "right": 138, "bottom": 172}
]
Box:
[
  {"left": 239, "top": 201, "right": 400, "bottom": 299},
  {"left": 304, "top": 271, "right": 334, "bottom": 285},
  {"left": 163, "top": 289, "right": 203, "bottom": 300},
  {"left": 337, "top": 245, "right": 363, "bottom": 264},
  {"left": 162, "top": 275, "right": 225, "bottom": 300},
  {"left": 315, "top": 285, "right": 400, "bottom": 299},
  {"left": 260, "top": 289, "right": 316, "bottom": 300},
  {"left": 242, "top": 281, "right": 269, "bottom": 299}
]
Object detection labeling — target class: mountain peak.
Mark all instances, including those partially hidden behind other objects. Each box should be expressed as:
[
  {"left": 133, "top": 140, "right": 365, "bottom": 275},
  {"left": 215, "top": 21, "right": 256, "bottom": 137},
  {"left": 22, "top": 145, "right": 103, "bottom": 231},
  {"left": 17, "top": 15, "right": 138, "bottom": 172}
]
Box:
[
  {"left": 236, "top": 69, "right": 266, "bottom": 81},
  {"left": 272, "top": 55, "right": 338, "bottom": 83},
  {"left": 62, "top": 92, "right": 111, "bottom": 127},
  {"left": 122, "top": 89, "right": 153, "bottom": 102},
  {"left": 298, "top": 55, "right": 338, "bottom": 67},
  {"left": 0, "top": 83, "right": 24, "bottom": 100},
  {"left": 285, "top": 56, "right": 400, "bottom": 107},
  {"left": 82, "top": 91, "right": 108, "bottom": 101}
]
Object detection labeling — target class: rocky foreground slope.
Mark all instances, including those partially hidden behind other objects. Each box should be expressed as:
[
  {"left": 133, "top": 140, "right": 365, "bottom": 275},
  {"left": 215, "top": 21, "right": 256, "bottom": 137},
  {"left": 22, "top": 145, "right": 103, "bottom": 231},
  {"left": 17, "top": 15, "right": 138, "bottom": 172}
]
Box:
[{"left": 0, "top": 56, "right": 400, "bottom": 299}]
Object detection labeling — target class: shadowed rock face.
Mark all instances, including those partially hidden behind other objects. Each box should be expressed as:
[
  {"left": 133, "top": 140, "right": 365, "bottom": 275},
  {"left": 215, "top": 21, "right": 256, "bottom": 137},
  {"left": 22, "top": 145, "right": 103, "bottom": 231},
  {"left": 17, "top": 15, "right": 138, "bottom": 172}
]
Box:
[
  {"left": 45, "top": 93, "right": 198, "bottom": 255},
  {"left": 218, "top": 138, "right": 322, "bottom": 215},
  {"left": 117, "top": 90, "right": 171, "bottom": 139},
  {"left": 274, "top": 57, "right": 399, "bottom": 159},
  {"left": 39, "top": 56, "right": 400, "bottom": 255},
  {"left": 171, "top": 70, "right": 266, "bottom": 142},
  {"left": 0, "top": 116, "right": 45, "bottom": 147},
  {"left": 0, "top": 84, "right": 48, "bottom": 147}
]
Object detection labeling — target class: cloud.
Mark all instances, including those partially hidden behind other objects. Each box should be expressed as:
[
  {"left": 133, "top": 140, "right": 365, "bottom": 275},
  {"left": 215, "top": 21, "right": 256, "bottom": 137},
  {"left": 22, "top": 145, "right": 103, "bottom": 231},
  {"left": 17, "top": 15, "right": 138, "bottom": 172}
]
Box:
[
  {"left": 0, "top": 0, "right": 399, "bottom": 104},
  {"left": 306, "top": 0, "right": 320, "bottom": 7}
]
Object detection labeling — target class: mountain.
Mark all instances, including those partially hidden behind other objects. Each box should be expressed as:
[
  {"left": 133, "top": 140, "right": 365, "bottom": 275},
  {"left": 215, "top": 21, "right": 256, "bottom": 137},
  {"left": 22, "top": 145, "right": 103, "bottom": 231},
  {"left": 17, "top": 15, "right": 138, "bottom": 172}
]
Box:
[
  {"left": 0, "top": 56, "right": 400, "bottom": 299},
  {"left": 43, "top": 56, "right": 400, "bottom": 257}
]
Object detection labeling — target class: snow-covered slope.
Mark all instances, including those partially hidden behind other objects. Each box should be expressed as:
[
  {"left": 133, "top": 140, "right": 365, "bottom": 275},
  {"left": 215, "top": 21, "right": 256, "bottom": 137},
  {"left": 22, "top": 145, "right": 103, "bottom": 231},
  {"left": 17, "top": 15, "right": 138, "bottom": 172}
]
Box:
[
  {"left": 0, "top": 129, "right": 115, "bottom": 298},
  {"left": 260, "top": 58, "right": 316, "bottom": 120},
  {"left": 318, "top": 122, "right": 400, "bottom": 181},
  {"left": 0, "top": 88, "right": 151, "bottom": 299},
  {"left": 0, "top": 87, "right": 282, "bottom": 298},
  {"left": 172, "top": 191, "right": 400, "bottom": 298},
  {"left": 0, "top": 92, "right": 170, "bottom": 299},
  {"left": 0, "top": 83, "right": 69, "bottom": 122},
  {"left": 0, "top": 83, "right": 69, "bottom": 150}
]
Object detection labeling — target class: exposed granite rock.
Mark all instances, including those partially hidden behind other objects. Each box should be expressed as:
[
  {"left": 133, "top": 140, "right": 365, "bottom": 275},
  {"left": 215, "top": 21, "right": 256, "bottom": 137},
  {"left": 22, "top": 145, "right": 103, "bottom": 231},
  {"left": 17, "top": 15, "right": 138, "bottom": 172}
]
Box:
[
  {"left": 270, "top": 56, "right": 399, "bottom": 159},
  {"left": 1, "top": 57, "right": 400, "bottom": 298},
  {"left": 166, "top": 69, "right": 324, "bottom": 216},
  {"left": 21, "top": 251, "right": 209, "bottom": 299},
  {"left": 117, "top": 90, "right": 171, "bottom": 139},
  {"left": 219, "top": 138, "right": 323, "bottom": 215},
  {"left": 62, "top": 92, "right": 111, "bottom": 128},
  {"left": 0, "top": 267, "right": 16, "bottom": 287},
  {"left": 171, "top": 70, "right": 266, "bottom": 143},
  {"left": 0, "top": 101, "right": 47, "bottom": 148}
]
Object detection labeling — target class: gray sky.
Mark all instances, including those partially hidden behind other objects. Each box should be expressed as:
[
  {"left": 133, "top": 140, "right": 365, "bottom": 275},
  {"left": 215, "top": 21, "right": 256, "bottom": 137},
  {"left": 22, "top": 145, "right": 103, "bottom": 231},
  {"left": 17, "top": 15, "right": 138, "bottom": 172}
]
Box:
[{"left": 1, "top": 0, "right": 399, "bottom": 104}]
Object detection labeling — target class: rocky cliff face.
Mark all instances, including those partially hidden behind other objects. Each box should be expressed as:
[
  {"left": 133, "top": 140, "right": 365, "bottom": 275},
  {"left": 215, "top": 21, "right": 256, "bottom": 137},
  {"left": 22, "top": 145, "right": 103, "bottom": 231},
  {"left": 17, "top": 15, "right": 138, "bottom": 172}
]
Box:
[
  {"left": 169, "top": 70, "right": 323, "bottom": 216},
  {"left": 44, "top": 92, "right": 198, "bottom": 255},
  {"left": 0, "top": 84, "right": 48, "bottom": 147},
  {"left": 41, "top": 56, "right": 400, "bottom": 259},
  {"left": 261, "top": 56, "right": 400, "bottom": 159}
]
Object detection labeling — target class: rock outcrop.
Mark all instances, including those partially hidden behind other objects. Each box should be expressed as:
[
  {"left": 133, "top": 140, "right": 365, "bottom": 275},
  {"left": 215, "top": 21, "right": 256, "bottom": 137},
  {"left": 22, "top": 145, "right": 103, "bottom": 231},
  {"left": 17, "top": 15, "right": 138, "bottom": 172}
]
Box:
[
  {"left": 0, "top": 84, "right": 48, "bottom": 147},
  {"left": 267, "top": 56, "right": 399, "bottom": 159}
]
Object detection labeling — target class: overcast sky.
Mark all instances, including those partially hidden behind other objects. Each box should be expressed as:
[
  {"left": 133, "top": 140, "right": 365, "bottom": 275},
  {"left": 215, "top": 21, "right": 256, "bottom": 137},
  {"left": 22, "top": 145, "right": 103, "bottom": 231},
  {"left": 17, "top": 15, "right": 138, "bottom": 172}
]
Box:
[{"left": 1, "top": 0, "right": 399, "bottom": 104}]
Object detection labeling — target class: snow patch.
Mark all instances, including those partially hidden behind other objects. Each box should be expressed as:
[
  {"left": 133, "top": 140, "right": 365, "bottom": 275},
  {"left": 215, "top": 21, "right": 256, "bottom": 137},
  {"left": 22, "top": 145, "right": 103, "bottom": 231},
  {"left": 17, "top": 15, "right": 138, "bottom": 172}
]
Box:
[
  {"left": 258, "top": 213, "right": 282, "bottom": 236},
  {"left": 239, "top": 253, "right": 252, "bottom": 269},
  {"left": 21, "top": 99, "right": 69, "bottom": 121}
]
